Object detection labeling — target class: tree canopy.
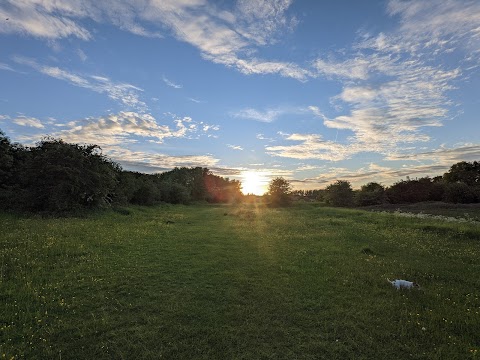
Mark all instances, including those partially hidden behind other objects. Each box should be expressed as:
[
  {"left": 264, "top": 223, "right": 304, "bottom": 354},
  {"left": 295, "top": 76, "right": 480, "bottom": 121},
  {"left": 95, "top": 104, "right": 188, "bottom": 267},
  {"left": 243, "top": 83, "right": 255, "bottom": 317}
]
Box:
[
  {"left": 0, "top": 129, "right": 243, "bottom": 213},
  {"left": 324, "top": 180, "right": 354, "bottom": 207},
  {"left": 267, "top": 177, "right": 292, "bottom": 206}
]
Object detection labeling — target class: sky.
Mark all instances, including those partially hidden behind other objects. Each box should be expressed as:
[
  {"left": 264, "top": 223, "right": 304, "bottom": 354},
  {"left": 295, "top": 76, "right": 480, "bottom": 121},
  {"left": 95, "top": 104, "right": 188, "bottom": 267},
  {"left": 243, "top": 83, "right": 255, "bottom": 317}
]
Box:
[{"left": 1, "top": 0, "right": 480, "bottom": 194}]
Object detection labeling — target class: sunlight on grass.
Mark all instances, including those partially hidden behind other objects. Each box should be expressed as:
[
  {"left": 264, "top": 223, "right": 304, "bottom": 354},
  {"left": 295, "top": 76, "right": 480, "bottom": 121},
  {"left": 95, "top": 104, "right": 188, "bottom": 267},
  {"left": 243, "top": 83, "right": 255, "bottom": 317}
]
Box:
[{"left": 1, "top": 204, "right": 479, "bottom": 359}]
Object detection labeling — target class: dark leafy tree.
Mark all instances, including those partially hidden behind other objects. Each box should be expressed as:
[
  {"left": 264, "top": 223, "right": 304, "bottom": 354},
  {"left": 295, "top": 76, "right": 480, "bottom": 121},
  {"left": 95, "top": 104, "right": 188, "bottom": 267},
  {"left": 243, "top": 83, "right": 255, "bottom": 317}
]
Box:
[
  {"left": 113, "top": 171, "right": 141, "bottom": 204},
  {"left": 159, "top": 181, "right": 190, "bottom": 204},
  {"left": 386, "top": 177, "right": 444, "bottom": 203},
  {"left": 443, "top": 161, "right": 480, "bottom": 186},
  {"left": 268, "top": 177, "right": 292, "bottom": 206},
  {"left": 0, "top": 130, "right": 13, "bottom": 185},
  {"left": 158, "top": 167, "right": 242, "bottom": 203},
  {"left": 355, "top": 182, "right": 386, "bottom": 206},
  {"left": 443, "top": 182, "right": 477, "bottom": 203},
  {"left": 325, "top": 180, "right": 354, "bottom": 207},
  {"left": 0, "top": 131, "right": 31, "bottom": 210},
  {"left": 0, "top": 131, "right": 15, "bottom": 208},
  {"left": 22, "top": 138, "right": 119, "bottom": 212}
]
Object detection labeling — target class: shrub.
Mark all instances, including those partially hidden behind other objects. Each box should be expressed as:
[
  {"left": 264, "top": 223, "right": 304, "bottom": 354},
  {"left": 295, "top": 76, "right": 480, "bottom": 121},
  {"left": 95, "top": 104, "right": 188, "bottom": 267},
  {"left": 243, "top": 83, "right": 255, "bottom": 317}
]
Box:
[
  {"left": 355, "top": 182, "right": 386, "bottom": 206},
  {"left": 267, "top": 177, "right": 292, "bottom": 207},
  {"left": 325, "top": 180, "right": 354, "bottom": 207},
  {"left": 443, "top": 182, "right": 477, "bottom": 203}
]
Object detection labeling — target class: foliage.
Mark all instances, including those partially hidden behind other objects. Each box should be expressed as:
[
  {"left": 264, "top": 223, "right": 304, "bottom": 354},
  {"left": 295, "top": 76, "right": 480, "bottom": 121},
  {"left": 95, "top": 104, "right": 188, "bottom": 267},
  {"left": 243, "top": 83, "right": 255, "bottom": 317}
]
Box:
[
  {"left": 355, "top": 182, "right": 386, "bottom": 206},
  {"left": 0, "top": 134, "right": 120, "bottom": 213},
  {"left": 291, "top": 189, "right": 325, "bottom": 201},
  {"left": 443, "top": 161, "right": 480, "bottom": 186},
  {"left": 24, "top": 139, "right": 120, "bottom": 212},
  {"left": 386, "top": 177, "right": 446, "bottom": 204},
  {"left": 158, "top": 167, "right": 242, "bottom": 203},
  {"left": 0, "top": 129, "right": 244, "bottom": 213},
  {"left": 443, "top": 182, "right": 477, "bottom": 203},
  {"left": 267, "top": 177, "right": 292, "bottom": 206},
  {"left": 2, "top": 128, "right": 480, "bottom": 212},
  {"left": 325, "top": 180, "right": 354, "bottom": 207}
]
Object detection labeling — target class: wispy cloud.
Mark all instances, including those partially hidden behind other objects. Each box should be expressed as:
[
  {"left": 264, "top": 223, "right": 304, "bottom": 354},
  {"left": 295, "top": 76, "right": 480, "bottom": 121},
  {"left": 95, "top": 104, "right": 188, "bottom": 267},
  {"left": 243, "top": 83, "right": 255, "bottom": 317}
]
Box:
[
  {"left": 140, "top": 0, "right": 309, "bottom": 80},
  {"left": 290, "top": 1, "right": 479, "bottom": 161},
  {"left": 13, "top": 115, "right": 45, "bottom": 129},
  {"left": 297, "top": 163, "right": 450, "bottom": 188},
  {"left": 315, "top": 54, "right": 460, "bottom": 153},
  {"left": 0, "top": 62, "right": 26, "bottom": 74},
  {"left": 313, "top": 57, "right": 370, "bottom": 80},
  {"left": 295, "top": 164, "right": 322, "bottom": 171},
  {"left": 231, "top": 105, "right": 317, "bottom": 123},
  {"left": 162, "top": 75, "right": 182, "bottom": 89},
  {"left": 11, "top": 110, "right": 222, "bottom": 173},
  {"left": 0, "top": 62, "right": 17, "bottom": 72},
  {"left": 293, "top": 142, "right": 480, "bottom": 188},
  {"left": 231, "top": 108, "right": 285, "bottom": 123},
  {"left": 0, "top": 0, "right": 161, "bottom": 40},
  {"left": 106, "top": 147, "right": 220, "bottom": 174},
  {"left": 235, "top": 0, "right": 297, "bottom": 46},
  {"left": 0, "top": 0, "right": 310, "bottom": 80},
  {"left": 266, "top": 133, "right": 356, "bottom": 161},
  {"left": 76, "top": 49, "right": 87, "bottom": 62},
  {"left": 386, "top": 0, "right": 480, "bottom": 58},
  {"left": 227, "top": 144, "right": 244, "bottom": 151},
  {"left": 13, "top": 56, "right": 148, "bottom": 111},
  {"left": 0, "top": 1, "right": 92, "bottom": 40},
  {"left": 386, "top": 144, "right": 480, "bottom": 165},
  {"left": 15, "top": 111, "right": 217, "bottom": 150}
]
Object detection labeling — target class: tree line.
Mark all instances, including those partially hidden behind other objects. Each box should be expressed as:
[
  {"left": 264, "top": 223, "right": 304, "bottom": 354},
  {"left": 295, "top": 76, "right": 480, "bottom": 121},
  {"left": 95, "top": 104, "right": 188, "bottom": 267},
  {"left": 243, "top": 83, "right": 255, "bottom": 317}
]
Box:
[
  {"left": 2, "top": 129, "right": 479, "bottom": 212},
  {"left": 289, "top": 161, "right": 480, "bottom": 207},
  {"left": 0, "top": 130, "right": 242, "bottom": 214}
]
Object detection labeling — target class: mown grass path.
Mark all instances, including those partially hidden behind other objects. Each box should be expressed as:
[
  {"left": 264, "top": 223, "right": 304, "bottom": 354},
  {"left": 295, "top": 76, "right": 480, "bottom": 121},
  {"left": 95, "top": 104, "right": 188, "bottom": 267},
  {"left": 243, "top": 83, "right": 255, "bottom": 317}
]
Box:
[{"left": 1, "top": 204, "right": 479, "bottom": 359}]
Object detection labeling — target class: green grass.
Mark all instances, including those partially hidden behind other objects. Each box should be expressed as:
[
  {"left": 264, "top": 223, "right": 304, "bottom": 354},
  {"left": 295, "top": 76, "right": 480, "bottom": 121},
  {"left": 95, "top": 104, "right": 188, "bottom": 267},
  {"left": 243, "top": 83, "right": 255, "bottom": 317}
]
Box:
[
  {"left": 362, "top": 201, "right": 480, "bottom": 221},
  {"left": 1, "top": 203, "right": 480, "bottom": 359}
]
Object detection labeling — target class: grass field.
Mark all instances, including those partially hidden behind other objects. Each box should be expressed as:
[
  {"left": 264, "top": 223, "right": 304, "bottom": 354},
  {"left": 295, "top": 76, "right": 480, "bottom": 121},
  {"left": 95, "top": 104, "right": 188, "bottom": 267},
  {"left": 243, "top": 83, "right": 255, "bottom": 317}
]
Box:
[
  {"left": 1, "top": 203, "right": 480, "bottom": 359},
  {"left": 362, "top": 201, "right": 480, "bottom": 222}
]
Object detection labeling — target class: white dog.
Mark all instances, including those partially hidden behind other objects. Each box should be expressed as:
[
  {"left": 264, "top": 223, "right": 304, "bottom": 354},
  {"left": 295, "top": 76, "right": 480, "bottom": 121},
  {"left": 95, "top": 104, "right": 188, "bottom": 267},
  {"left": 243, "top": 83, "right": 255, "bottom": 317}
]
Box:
[{"left": 388, "top": 279, "right": 420, "bottom": 289}]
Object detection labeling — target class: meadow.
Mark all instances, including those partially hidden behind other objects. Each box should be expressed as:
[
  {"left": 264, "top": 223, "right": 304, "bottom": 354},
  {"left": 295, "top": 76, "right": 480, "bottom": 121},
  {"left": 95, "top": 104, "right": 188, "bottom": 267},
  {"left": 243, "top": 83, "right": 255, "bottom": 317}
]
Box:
[{"left": 1, "top": 203, "right": 479, "bottom": 359}]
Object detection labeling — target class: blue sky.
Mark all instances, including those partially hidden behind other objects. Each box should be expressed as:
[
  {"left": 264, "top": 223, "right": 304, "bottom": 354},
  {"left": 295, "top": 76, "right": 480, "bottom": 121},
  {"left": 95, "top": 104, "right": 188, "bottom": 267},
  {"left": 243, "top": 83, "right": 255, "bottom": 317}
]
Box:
[{"left": 1, "top": 0, "right": 480, "bottom": 194}]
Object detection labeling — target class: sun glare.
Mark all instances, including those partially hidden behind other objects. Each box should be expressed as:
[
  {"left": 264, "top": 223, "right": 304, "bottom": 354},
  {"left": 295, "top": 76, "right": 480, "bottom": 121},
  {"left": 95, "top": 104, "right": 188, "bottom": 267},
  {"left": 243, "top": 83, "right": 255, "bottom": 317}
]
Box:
[{"left": 241, "top": 171, "right": 269, "bottom": 195}]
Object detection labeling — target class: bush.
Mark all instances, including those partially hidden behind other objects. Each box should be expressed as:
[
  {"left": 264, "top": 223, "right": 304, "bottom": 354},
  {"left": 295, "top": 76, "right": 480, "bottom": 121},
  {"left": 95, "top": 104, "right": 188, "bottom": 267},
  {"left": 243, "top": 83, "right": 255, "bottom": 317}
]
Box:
[
  {"left": 443, "top": 182, "right": 477, "bottom": 203},
  {"left": 325, "top": 180, "right": 354, "bottom": 207},
  {"left": 267, "top": 177, "right": 292, "bottom": 207},
  {"left": 355, "top": 182, "right": 386, "bottom": 206},
  {"left": 386, "top": 177, "right": 444, "bottom": 204}
]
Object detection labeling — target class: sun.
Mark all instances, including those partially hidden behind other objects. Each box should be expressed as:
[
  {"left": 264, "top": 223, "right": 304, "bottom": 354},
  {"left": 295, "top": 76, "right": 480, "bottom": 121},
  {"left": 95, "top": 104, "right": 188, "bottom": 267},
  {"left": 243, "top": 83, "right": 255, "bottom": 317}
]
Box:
[{"left": 241, "top": 171, "right": 269, "bottom": 196}]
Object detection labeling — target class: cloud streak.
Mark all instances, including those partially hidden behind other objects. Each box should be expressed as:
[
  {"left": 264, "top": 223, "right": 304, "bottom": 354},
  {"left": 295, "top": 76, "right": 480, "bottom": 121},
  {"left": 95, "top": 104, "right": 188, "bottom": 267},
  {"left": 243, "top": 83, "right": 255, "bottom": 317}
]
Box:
[
  {"left": 266, "top": 133, "right": 356, "bottom": 161},
  {"left": 274, "top": 1, "right": 479, "bottom": 162},
  {"left": 231, "top": 108, "right": 285, "bottom": 123},
  {"left": 162, "top": 76, "right": 183, "bottom": 89},
  {"left": 13, "top": 115, "right": 45, "bottom": 129},
  {"left": 0, "top": 0, "right": 309, "bottom": 80},
  {"left": 13, "top": 56, "right": 148, "bottom": 111}
]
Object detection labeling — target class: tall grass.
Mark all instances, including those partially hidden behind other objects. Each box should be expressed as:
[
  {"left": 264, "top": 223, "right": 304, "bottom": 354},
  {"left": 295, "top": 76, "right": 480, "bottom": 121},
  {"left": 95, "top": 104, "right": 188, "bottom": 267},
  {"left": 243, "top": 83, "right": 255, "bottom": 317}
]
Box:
[{"left": 1, "top": 204, "right": 479, "bottom": 359}]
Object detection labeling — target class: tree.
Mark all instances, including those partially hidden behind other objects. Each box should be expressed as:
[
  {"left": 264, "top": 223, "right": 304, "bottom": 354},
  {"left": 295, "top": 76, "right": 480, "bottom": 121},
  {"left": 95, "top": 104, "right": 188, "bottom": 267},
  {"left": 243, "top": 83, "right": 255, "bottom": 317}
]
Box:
[
  {"left": 443, "top": 182, "right": 477, "bottom": 203},
  {"left": 23, "top": 138, "right": 120, "bottom": 212},
  {"left": 0, "top": 130, "right": 13, "bottom": 184},
  {"left": 355, "top": 182, "right": 386, "bottom": 206},
  {"left": 385, "top": 177, "right": 443, "bottom": 204},
  {"left": 443, "top": 161, "right": 480, "bottom": 186},
  {"left": 267, "top": 177, "right": 292, "bottom": 206},
  {"left": 325, "top": 180, "right": 354, "bottom": 207}
]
